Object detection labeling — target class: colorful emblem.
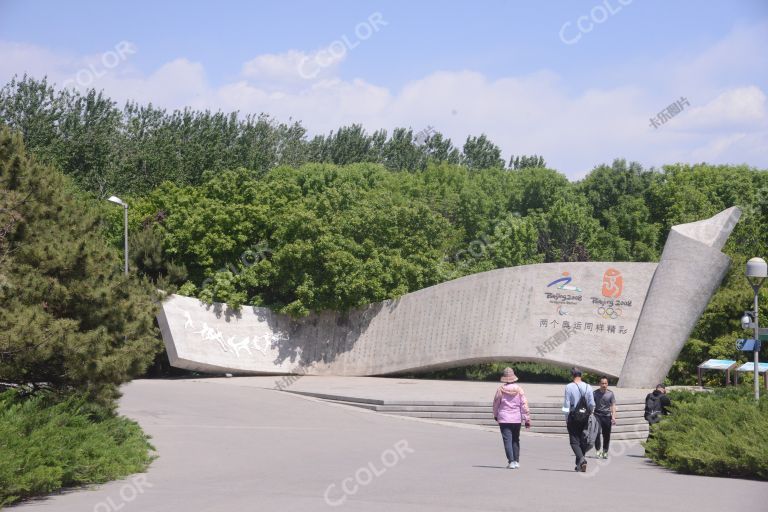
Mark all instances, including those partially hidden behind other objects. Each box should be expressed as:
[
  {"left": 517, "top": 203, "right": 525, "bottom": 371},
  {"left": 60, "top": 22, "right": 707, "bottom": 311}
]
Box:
[
  {"left": 547, "top": 271, "right": 582, "bottom": 292},
  {"left": 601, "top": 268, "right": 623, "bottom": 298}
]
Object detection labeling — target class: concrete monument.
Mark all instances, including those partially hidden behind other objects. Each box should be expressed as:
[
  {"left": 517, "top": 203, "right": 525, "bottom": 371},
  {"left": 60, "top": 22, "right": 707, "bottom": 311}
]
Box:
[{"left": 157, "top": 207, "right": 741, "bottom": 387}]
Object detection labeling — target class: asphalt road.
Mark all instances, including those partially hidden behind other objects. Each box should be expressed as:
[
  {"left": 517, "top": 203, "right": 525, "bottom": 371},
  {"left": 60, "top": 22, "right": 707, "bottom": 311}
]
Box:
[{"left": 10, "top": 378, "right": 768, "bottom": 512}]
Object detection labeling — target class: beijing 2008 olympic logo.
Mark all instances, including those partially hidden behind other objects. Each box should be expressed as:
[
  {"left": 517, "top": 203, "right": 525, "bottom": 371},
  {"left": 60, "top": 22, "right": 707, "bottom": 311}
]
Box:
[
  {"left": 602, "top": 268, "right": 623, "bottom": 298},
  {"left": 597, "top": 268, "right": 623, "bottom": 319},
  {"left": 597, "top": 305, "right": 621, "bottom": 319}
]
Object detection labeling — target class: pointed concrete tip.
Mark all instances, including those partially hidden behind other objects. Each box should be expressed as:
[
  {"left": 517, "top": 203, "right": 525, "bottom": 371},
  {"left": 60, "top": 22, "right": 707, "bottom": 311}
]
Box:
[{"left": 671, "top": 206, "right": 742, "bottom": 250}]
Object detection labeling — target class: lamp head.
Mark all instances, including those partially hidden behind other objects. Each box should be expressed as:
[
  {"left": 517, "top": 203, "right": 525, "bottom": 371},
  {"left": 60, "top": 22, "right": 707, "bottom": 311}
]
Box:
[
  {"left": 746, "top": 257, "right": 767, "bottom": 287},
  {"left": 107, "top": 195, "right": 127, "bottom": 207}
]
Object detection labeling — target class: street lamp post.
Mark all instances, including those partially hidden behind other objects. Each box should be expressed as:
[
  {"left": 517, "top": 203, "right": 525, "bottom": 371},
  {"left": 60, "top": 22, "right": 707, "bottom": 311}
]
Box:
[
  {"left": 746, "top": 257, "right": 767, "bottom": 400},
  {"left": 107, "top": 196, "right": 129, "bottom": 276}
]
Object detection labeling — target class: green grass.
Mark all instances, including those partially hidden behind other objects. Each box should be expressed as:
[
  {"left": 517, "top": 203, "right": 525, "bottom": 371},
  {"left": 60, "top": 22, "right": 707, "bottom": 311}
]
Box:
[
  {"left": 0, "top": 389, "right": 155, "bottom": 507},
  {"left": 645, "top": 386, "right": 768, "bottom": 480}
]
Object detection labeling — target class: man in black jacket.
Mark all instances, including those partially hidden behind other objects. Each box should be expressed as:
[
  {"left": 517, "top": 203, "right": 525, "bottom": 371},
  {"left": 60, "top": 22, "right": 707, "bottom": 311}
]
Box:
[{"left": 644, "top": 384, "right": 671, "bottom": 438}]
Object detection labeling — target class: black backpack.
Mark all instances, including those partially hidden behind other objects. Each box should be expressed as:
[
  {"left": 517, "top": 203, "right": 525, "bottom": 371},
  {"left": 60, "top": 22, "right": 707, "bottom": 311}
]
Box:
[
  {"left": 568, "top": 384, "right": 590, "bottom": 425},
  {"left": 645, "top": 393, "right": 663, "bottom": 424}
]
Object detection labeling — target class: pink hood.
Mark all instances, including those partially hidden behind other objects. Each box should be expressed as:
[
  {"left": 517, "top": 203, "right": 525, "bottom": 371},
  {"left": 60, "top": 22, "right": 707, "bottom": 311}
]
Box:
[{"left": 493, "top": 383, "right": 530, "bottom": 424}]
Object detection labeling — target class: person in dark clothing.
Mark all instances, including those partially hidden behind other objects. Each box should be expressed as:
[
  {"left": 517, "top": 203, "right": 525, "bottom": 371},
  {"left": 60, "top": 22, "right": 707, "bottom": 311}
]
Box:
[
  {"left": 592, "top": 377, "right": 616, "bottom": 459},
  {"left": 563, "top": 368, "right": 595, "bottom": 472},
  {"left": 644, "top": 383, "right": 672, "bottom": 439}
]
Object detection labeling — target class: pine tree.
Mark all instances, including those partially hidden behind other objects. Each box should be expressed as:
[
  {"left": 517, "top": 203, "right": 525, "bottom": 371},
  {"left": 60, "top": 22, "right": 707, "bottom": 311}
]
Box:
[{"left": 0, "top": 128, "right": 160, "bottom": 403}]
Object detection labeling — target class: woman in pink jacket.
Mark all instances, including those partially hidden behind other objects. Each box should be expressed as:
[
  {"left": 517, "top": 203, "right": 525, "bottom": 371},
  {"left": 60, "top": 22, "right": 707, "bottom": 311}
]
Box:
[{"left": 493, "top": 367, "right": 531, "bottom": 469}]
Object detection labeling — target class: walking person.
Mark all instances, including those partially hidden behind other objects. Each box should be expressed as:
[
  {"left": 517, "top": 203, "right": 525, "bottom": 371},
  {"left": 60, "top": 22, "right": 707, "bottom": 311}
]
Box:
[
  {"left": 644, "top": 383, "right": 672, "bottom": 439},
  {"left": 493, "top": 367, "right": 531, "bottom": 469},
  {"left": 592, "top": 377, "right": 616, "bottom": 459},
  {"left": 562, "top": 368, "right": 595, "bottom": 472}
]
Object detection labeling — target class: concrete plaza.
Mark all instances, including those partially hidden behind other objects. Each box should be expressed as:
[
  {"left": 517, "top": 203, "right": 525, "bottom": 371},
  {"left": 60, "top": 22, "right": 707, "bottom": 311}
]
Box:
[{"left": 11, "top": 377, "right": 768, "bottom": 512}]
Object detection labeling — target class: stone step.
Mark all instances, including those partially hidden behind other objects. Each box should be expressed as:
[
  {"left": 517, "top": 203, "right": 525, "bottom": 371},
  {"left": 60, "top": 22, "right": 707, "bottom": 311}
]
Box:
[
  {"left": 380, "top": 412, "right": 648, "bottom": 429},
  {"left": 428, "top": 418, "right": 499, "bottom": 426},
  {"left": 323, "top": 401, "right": 637, "bottom": 412},
  {"left": 323, "top": 400, "right": 380, "bottom": 410},
  {"left": 530, "top": 407, "right": 645, "bottom": 418},
  {"left": 531, "top": 411, "right": 645, "bottom": 423},
  {"left": 368, "top": 402, "right": 645, "bottom": 425},
  {"left": 381, "top": 417, "right": 648, "bottom": 439},
  {"left": 380, "top": 411, "right": 495, "bottom": 420},
  {"left": 529, "top": 405, "right": 645, "bottom": 412},
  {"left": 528, "top": 430, "right": 648, "bottom": 441},
  {"left": 529, "top": 424, "right": 648, "bottom": 434},
  {"left": 343, "top": 403, "right": 646, "bottom": 412},
  {"left": 374, "top": 405, "right": 494, "bottom": 413},
  {"left": 531, "top": 418, "right": 648, "bottom": 427},
  {"left": 286, "top": 391, "right": 384, "bottom": 405},
  {"left": 292, "top": 391, "right": 645, "bottom": 409},
  {"left": 616, "top": 403, "right": 646, "bottom": 410},
  {"left": 609, "top": 432, "right": 649, "bottom": 440},
  {"left": 310, "top": 394, "right": 650, "bottom": 437}
]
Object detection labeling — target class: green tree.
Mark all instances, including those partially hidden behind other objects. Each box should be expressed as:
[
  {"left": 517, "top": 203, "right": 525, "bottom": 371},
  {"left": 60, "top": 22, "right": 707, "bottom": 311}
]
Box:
[
  {"left": 508, "top": 154, "right": 546, "bottom": 170},
  {"left": 0, "top": 75, "right": 64, "bottom": 165},
  {"left": 462, "top": 134, "right": 504, "bottom": 170},
  {"left": 383, "top": 128, "right": 426, "bottom": 171},
  {"left": 511, "top": 167, "right": 571, "bottom": 215},
  {"left": 144, "top": 163, "right": 457, "bottom": 314},
  {"left": 603, "top": 196, "right": 660, "bottom": 261},
  {"left": 324, "top": 124, "right": 373, "bottom": 165},
  {"left": 0, "top": 128, "right": 160, "bottom": 402},
  {"left": 424, "top": 132, "right": 461, "bottom": 165},
  {"left": 576, "top": 159, "right": 648, "bottom": 220},
  {"left": 532, "top": 198, "right": 616, "bottom": 262}
]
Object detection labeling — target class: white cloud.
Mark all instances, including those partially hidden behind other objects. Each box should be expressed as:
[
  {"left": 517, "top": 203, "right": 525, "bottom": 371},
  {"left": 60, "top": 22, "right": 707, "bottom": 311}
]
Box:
[
  {"left": 241, "top": 49, "right": 343, "bottom": 86},
  {"left": 0, "top": 40, "right": 141, "bottom": 91},
  {"left": 678, "top": 86, "right": 766, "bottom": 131},
  {"left": 1, "top": 21, "right": 766, "bottom": 178},
  {"left": 0, "top": 41, "right": 72, "bottom": 79}
]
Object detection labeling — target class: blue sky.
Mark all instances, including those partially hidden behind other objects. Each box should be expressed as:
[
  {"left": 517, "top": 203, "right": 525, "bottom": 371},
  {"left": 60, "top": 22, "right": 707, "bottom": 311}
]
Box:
[{"left": 1, "top": 0, "right": 767, "bottom": 177}]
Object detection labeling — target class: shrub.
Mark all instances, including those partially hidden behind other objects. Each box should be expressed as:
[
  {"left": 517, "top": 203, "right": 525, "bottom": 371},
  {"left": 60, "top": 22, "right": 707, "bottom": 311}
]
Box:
[
  {"left": 645, "top": 386, "right": 768, "bottom": 480},
  {"left": 0, "top": 389, "right": 155, "bottom": 507},
  {"left": 405, "top": 361, "right": 574, "bottom": 383}
]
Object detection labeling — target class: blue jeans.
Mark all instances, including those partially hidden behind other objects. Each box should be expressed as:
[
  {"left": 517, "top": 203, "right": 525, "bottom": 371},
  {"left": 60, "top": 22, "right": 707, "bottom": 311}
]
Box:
[{"left": 499, "top": 423, "right": 521, "bottom": 463}]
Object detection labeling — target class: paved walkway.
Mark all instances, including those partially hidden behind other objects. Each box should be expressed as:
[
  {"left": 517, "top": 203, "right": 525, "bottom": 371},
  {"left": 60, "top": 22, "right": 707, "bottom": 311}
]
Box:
[
  {"left": 11, "top": 378, "right": 767, "bottom": 512},
  {"left": 218, "top": 375, "right": 656, "bottom": 403}
]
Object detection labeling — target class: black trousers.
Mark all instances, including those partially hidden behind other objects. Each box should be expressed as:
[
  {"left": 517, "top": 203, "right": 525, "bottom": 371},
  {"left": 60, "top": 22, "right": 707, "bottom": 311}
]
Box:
[
  {"left": 566, "top": 419, "right": 589, "bottom": 467},
  {"left": 594, "top": 414, "right": 612, "bottom": 452},
  {"left": 499, "top": 423, "right": 521, "bottom": 463}
]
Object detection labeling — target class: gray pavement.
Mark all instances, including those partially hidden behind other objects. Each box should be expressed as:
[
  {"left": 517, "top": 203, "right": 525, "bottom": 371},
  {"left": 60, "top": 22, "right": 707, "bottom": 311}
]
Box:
[
  {"left": 10, "top": 378, "right": 767, "bottom": 512},
  {"left": 213, "top": 375, "right": 657, "bottom": 403}
]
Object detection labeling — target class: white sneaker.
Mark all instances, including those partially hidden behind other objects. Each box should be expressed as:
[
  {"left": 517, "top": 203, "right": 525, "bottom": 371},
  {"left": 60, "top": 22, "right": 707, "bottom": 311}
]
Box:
[
  {"left": 506, "top": 461, "right": 514, "bottom": 469},
  {"left": 513, "top": 461, "right": 520, "bottom": 469}
]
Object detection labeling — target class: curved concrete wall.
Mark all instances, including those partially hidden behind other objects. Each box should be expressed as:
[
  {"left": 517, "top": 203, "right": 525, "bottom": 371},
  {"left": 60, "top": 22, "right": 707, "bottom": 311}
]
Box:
[
  {"left": 618, "top": 207, "right": 740, "bottom": 387},
  {"left": 157, "top": 207, "right": 740, "bottom": 387}
]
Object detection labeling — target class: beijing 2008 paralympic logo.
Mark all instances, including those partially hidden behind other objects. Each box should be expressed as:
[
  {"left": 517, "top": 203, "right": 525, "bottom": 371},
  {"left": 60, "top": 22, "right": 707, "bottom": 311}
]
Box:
[{"left": 546, "top": 271, "right": 582, "bottom": 292}]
